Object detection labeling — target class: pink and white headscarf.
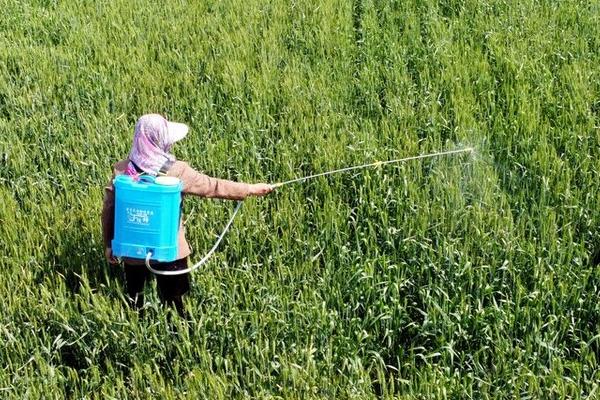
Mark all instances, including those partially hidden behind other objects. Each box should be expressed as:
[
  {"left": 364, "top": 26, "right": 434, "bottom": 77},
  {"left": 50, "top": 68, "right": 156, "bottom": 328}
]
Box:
[{"left": 126, "top": 114, "right": 189, "bottom": 177}]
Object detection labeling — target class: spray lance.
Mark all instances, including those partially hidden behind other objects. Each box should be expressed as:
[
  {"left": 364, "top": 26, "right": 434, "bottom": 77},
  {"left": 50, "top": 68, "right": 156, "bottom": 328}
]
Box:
[{"left": 140, "top": 147, "right": 474, "bottom": 276}]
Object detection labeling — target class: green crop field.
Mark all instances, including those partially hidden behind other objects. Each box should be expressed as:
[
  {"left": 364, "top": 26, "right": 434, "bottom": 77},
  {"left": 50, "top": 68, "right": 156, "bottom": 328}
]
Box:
[{"left": 1, "top": 0, "right": 599, "bottom": 398}]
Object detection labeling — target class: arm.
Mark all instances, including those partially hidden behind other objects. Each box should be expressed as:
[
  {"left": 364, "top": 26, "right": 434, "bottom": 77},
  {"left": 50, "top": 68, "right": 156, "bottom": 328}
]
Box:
[{"left": 178, "top": 162, "right": 272, "bottom": 200}]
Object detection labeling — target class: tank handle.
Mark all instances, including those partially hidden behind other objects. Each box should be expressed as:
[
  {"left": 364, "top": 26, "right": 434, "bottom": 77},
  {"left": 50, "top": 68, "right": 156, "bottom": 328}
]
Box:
[{"left": 138, "top": 175, "right": 156, "bottom": 184}]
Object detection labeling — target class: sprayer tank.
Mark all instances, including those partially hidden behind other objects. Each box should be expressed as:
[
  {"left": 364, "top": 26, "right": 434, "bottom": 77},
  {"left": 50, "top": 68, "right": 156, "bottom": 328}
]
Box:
[{"left": 112, "top": 175, "right": 182, "bottom": 262}]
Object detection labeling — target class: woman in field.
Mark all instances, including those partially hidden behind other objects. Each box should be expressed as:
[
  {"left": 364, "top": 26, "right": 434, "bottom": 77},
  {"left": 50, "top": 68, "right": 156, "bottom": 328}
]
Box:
[{"left": 101, "top": 114, "right": 273, "bottom": 317}]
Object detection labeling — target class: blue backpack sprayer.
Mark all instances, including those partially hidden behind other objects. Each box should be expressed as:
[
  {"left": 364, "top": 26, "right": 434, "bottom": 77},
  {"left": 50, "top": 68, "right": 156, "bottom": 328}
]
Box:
[
  {"left": 111, "top": 147, "right": 473, "bottom": 276},
  {"left": 112, "top": 175, "right": 183, "bottom": 262}
]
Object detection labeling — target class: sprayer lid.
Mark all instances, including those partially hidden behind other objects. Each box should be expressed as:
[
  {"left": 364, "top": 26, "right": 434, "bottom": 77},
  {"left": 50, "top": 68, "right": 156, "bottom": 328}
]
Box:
[{"left": 155, "top": 176, "right": 181, "bottom": 186}]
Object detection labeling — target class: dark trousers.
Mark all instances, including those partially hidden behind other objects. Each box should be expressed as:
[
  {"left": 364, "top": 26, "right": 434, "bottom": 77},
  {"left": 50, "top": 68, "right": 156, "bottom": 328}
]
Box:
[{"left": 124, "top": 257, "right": 190, "bottom": 317}]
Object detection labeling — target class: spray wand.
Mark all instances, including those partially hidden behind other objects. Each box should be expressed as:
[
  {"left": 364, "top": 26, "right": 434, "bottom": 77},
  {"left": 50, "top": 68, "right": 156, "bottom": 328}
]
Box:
[{"left": 146, "top": 147, "right": 473, "bottom": 275}]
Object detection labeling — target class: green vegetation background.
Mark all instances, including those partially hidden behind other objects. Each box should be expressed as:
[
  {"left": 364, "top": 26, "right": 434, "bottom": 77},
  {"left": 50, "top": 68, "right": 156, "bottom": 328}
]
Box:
[{"left": 0, "top": 0, "right": 598, "bottom": 398}]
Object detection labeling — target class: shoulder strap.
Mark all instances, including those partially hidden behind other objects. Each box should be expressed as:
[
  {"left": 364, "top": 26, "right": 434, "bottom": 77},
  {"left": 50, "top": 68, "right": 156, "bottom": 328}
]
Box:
[
  {"left": 129, "top": 160, "right": 144, "bottom": 174},
  {"left": 158, "top": 159, "right": 174, "bottom": 176}
]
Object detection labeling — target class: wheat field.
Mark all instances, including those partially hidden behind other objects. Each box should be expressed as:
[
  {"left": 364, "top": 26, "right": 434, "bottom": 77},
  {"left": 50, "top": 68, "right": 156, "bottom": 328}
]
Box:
[{"left": 0, "top": 0, "right": 599, "bottom": 398}]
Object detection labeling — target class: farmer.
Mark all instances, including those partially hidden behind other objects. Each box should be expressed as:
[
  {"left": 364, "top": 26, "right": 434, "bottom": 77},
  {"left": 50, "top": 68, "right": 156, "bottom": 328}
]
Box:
[{"left": 101, "top": 114, "right": 273, "bottom": 317}]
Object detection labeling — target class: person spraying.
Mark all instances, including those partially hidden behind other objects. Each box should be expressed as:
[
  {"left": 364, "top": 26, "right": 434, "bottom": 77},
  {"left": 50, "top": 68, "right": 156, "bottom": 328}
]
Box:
[{"left": 101, "top": 114, "right": 273, "bottom": 316}]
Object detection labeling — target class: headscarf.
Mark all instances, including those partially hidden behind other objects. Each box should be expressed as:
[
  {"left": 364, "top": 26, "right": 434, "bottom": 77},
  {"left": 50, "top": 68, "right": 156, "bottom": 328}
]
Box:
[{"left": 126, "top": 114, "right": 189, "bottom": 177}]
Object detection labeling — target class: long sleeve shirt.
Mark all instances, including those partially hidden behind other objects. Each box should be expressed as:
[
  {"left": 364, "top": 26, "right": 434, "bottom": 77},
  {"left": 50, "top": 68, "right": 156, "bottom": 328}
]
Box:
[{"left": 101, "top": 159, "right": 250, "bottom": 264}]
